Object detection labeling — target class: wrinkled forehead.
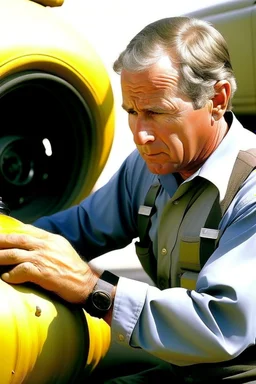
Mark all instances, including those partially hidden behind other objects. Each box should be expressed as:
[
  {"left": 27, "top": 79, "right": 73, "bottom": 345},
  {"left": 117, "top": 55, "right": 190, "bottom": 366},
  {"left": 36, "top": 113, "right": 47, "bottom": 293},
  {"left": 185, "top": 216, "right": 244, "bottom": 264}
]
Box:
[{"left": 121, "top": 57, "right": 180, "bottom": 105}]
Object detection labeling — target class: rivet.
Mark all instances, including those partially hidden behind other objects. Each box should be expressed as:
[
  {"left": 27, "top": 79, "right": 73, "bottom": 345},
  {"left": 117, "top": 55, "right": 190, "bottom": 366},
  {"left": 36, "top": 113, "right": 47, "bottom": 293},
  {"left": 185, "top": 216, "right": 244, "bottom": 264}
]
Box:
[{"left": 35, "top": 306, "right": 42, "bottom": 317}]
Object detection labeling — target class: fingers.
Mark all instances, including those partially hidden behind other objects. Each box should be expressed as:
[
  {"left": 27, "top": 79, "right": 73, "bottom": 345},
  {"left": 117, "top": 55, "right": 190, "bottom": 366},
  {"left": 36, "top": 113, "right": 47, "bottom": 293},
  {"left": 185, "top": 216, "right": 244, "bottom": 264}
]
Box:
[
  {"left": 0, "top": 234, "right": 29, "bottom": 250},
  {"left": 0, "top": 229, "right": 56, "bottom": 251},
  {"left": 0, "top": 222, "right": 52, "bottom": 245},
  {"left": 1, "top": 262, "right": 36, "bottom": 284},
  {"left": 0, "top": 247, "right": 31, "bottom": 265},
  {"left": 0, "top": 227, "right": 91, "bottom": 303}
]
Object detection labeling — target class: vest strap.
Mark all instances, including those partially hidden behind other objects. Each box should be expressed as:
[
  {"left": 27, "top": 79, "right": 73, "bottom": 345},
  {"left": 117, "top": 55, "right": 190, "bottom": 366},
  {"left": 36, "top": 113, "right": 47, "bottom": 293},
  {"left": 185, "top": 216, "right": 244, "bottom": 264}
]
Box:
[
  {"left": 136, "top": 148, "right": 256, "bottom": 289},
  {"left": 199, "top": 148, "right": 256, "bottom": 269},
  {"left": 137, "top": 182, "right": 161, "bottom": 247}
]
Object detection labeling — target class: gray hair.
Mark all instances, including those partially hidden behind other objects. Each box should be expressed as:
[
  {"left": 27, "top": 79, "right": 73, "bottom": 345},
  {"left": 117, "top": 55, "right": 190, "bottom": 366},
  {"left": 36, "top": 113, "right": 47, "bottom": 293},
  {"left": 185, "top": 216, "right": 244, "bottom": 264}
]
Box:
[{"left": 113, "top": 17, "right": 237, "bottom": 110}]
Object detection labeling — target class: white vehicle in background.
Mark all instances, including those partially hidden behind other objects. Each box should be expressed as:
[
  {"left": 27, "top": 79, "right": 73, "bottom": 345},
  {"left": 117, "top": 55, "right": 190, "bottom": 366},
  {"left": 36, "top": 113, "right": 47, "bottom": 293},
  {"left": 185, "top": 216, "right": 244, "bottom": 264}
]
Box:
[{"left": 187, "top": 0, "right": 256, "bottom": 134}]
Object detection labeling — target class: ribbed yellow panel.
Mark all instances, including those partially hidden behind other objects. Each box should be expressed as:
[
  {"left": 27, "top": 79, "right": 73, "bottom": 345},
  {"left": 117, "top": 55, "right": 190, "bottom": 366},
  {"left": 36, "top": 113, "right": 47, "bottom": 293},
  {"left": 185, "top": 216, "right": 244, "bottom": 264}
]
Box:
[{"left": 84, "top": 312, "right": 111, "bottom": 373}]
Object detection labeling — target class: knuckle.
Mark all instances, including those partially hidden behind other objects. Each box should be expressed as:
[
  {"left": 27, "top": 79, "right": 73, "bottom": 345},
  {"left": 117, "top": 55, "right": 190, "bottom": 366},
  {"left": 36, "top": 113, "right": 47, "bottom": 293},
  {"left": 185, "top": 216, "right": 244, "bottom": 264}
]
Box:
[
  {"left": 5, "top": 248, "right": 19, "bottom": 261},
  {"left": 6, "top": 233, "right": 28, "bottom": 247},
  {"left": 20, "top": 262, "right": 32, "bottom": 274},
  {"left": 17, "top": 234, "right": 30, "bottom": 247}
]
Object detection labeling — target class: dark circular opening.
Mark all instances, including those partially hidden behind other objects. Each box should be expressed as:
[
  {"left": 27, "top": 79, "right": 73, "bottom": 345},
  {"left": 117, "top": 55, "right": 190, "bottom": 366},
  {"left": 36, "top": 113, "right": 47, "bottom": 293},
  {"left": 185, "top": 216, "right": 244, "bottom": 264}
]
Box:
[{"left": 0, "top": 71, "right": 94, "bottom": 223}]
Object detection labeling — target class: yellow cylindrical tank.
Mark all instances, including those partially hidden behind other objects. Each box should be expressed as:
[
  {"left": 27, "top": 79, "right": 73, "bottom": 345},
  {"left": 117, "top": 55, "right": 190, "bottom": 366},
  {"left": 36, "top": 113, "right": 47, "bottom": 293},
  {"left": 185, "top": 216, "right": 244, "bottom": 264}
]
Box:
[
  {"left": 0, "top": 0, "right": 115, "bottom": 223},
  {"left": 0, "top": 1, "right": 113, "bottom": 381},
  {"left": 0, "top": 213, "right": 111, "bottom": 383}
]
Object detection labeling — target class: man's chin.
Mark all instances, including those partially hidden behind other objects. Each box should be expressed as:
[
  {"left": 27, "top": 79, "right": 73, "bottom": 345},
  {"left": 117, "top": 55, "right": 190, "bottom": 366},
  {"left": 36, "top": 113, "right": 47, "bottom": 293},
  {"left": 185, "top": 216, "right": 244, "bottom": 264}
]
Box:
[{"left": 146, "top": 163, "right": 177, "bottom": 175}]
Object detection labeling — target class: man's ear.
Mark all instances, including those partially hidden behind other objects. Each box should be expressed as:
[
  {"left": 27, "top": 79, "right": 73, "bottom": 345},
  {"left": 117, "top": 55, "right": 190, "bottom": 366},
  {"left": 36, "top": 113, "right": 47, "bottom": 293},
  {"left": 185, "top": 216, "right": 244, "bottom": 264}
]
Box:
[{"left": 211, "top": 80, "right": 231, "bottom": 121}]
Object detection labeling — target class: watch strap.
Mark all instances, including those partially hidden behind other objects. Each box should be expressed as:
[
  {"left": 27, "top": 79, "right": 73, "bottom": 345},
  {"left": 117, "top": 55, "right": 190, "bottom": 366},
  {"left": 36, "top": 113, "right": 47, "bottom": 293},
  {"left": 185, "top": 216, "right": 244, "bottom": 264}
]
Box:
[
  {"left": 100, "top": 270, "right": 120, "bottom": 286},
  {"left": 84, "top": 270, "right": 119, "bottom": 318}
]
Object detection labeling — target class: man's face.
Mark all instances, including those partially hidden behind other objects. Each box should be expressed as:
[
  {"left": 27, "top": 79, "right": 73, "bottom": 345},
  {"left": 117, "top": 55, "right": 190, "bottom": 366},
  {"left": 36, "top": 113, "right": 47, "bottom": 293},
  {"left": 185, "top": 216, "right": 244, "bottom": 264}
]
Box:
[{"left": 121, "top": 56, "right": 216, "bottom": 179}]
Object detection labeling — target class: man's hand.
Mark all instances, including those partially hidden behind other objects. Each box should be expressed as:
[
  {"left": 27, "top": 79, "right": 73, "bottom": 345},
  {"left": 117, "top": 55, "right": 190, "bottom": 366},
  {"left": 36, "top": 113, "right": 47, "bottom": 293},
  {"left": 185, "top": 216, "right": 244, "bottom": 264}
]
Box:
[{"left": 0, "top": 223, "right": 99, "bottom": 304}]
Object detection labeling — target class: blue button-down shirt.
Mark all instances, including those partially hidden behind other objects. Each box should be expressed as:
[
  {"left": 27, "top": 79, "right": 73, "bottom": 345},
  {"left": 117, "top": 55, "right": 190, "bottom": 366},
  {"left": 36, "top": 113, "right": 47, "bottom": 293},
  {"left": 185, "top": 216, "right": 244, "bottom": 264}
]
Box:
[{"left": 34, "top": 112, "right": 256, "bottom": 366}]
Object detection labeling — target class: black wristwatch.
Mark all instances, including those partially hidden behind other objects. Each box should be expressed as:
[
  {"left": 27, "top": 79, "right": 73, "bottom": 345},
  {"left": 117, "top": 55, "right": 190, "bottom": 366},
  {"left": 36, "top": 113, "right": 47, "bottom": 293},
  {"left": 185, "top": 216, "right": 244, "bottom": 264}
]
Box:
[{"left": 84, "top": 270, "right": 119, "bottom": 318}]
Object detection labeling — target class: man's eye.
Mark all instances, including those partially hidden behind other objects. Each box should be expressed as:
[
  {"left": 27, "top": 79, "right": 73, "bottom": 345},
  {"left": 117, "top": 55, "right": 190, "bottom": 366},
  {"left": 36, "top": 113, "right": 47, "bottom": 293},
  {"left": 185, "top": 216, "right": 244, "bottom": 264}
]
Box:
[
  {"left": 148, "top": 110, "right": 160, "bottom": 116},
  {"left": 127, "top": 110, "right": 137, "bottom": 115}
]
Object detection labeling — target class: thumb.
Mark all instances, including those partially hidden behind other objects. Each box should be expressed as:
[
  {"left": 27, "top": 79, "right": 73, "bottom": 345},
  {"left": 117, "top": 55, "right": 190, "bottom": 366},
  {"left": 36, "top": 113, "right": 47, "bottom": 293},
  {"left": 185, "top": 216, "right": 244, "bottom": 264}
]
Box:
[{"left": 1, "top": 263, "right": 32, "bottom": 284}]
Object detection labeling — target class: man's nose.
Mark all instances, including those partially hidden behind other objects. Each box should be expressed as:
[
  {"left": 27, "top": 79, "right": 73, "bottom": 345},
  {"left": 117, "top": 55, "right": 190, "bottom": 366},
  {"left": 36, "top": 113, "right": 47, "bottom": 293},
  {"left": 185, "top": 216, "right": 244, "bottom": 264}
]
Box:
[
  {"left": 132, "top": 118, "right": 155, "bottom": 145},
  {"left": 134, "top": 130, "right": 155, "bottom": 145}
]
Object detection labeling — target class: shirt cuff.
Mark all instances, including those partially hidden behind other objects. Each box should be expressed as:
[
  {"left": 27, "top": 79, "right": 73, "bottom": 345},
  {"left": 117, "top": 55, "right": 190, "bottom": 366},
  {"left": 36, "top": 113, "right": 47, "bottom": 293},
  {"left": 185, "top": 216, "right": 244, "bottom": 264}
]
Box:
[{"left": 111, "top": 276, "right": 148, "bottom": 346}]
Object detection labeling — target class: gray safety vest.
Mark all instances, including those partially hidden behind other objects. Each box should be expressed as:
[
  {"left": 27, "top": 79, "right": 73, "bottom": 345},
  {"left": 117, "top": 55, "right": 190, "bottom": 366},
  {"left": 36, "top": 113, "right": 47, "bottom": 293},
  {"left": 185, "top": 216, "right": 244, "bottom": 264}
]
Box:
[{"left": 135, "top": 149, "right": 256, "bottom": 290}]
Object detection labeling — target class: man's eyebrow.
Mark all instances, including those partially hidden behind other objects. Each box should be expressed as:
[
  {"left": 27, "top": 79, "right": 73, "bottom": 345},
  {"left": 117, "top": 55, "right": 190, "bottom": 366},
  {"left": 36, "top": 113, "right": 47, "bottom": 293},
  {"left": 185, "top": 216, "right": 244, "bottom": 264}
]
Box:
[
  {"left": 122, "top": 104, "right": 166, "bottom": 112},
  {"left": 121, "top": 104, "right": 129, "bottom": 111}
]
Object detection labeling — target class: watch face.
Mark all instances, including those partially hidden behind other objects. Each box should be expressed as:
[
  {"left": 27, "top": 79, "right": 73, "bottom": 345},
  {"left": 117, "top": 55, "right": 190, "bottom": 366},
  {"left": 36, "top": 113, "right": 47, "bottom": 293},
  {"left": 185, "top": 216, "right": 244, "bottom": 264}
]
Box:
[{"left": 92, "top": 290, "right": 112, "bottom": 311}]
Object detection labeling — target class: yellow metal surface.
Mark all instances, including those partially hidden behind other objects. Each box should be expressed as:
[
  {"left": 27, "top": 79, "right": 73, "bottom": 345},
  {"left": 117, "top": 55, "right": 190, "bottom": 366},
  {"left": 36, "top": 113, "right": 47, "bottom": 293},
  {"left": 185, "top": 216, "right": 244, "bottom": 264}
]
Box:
[
  {"left": 0, "top": 214, "right": 111, "bottom": 383},
  {"left": 0, "top": 0, "right": 115, "bottom": 201},
  {"left": 31, "top": 0, "right": 64, "bottom": 7},
  {"left": 0, "top": 1, "right": 113, "bottom": 376},
  {"left": 84, "top": 312, "right": 111, "bottom": 373}
]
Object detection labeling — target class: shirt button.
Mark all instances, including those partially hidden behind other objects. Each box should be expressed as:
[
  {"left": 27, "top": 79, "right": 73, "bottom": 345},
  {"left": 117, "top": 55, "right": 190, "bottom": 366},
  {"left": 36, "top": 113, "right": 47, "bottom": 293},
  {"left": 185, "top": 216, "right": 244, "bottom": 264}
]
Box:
[
  {"left": 173, "top": 200, "right": 179, "bottom": 205},
  {"left": 161, "top": 248, "right": 167, "bottom": 255},
  {"left": 118, "top": 334, "right": 125, "bottom": 342}
]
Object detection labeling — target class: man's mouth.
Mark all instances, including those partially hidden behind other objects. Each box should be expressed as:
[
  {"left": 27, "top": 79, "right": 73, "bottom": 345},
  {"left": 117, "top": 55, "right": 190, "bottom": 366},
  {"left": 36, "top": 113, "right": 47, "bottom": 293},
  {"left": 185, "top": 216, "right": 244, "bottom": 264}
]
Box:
[{"left": 144, "top": 152, "right": 164, "bottom": 157}]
